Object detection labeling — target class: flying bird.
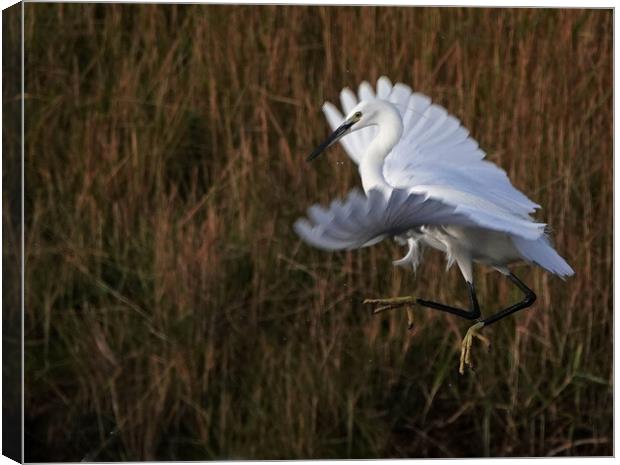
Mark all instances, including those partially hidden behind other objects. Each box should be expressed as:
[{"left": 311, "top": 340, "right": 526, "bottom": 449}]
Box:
[{"left": 294, "top": 76, "right": 574, "bottom": 373}]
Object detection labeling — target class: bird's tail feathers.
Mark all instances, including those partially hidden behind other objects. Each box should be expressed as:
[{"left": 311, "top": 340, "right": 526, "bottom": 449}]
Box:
[{"left": 512, "top": 235, "right": 574, "bottom": 279}]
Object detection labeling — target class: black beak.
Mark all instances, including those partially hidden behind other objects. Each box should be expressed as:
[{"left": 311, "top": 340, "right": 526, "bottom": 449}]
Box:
[{"left": 307, "top": 120, "right": 354, "bottom": 162}]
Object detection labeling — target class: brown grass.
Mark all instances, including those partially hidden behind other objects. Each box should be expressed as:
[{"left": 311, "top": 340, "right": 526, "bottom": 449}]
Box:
[{"left": 20, "top": 4, "right": 611, "bottom": 460}]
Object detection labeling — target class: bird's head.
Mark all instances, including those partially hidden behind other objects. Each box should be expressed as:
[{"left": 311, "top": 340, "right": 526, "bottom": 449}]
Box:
[{"left": 307, "top": 100, "right": 400, "bottom": 161}]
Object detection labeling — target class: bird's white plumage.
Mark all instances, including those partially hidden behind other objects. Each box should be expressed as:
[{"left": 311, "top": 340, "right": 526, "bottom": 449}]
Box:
[
  {"left": 294, "top": 186, "right": 545, "bottom": 250},
  {"left": 297, "top": 76, "right": 574, "bottom": 279},
  {"left": 296, "top": 189, "right": 489, "bottom": 251},
  {"left": 323, "top": 77, "right": 539, "bottom": 218}
]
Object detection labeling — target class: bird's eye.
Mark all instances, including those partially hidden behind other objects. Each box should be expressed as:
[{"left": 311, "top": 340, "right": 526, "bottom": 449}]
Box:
[{"left": 354, "top": 111, "right": 362, "bottom": 120}]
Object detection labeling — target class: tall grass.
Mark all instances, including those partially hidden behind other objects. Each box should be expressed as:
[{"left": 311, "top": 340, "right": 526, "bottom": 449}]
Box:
[{"left": 21, "top": 5, "right": 611, "bottom": 460}]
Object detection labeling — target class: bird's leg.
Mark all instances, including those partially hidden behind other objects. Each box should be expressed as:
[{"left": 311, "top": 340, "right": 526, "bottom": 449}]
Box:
[
  {"left": 364, "top": 295, "right": 417, "bottom": 313},
  {"left": 480, "top": 273, "right": 537, "bottom": 327},
  {"left": 415, "top": 282, "right": 481, "bottom": 321},
  {"left": 366, "top": 275, "right": 536, "bottom": 373},
  {"left": 459, "top": 273, "right": 536, "bottom": 374},
  {"left": 367, "top": 281, "right": 489, "bottom": 373},
  {"left": 365, "top": 282, "right": 481, "bottom": 329},
  {"left": 459, "top": 321, "right": 491, "bottom": 374},
  {"left": 415, "top": 283, "right": 492, "bottom": 373},
  {"left": 406, "top": 306, "right": 415, "bottom": 330},
  {"left": 364, "top": 297, "right": 417, "bottom": 329}
]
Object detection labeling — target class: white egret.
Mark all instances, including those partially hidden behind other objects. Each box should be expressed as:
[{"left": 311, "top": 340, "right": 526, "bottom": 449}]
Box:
[{"left": 294, "top": 76, "right": 574, "bottom": 373}]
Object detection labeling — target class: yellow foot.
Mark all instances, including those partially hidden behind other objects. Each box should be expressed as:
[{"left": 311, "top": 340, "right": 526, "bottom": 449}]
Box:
[
  {"left": 363, "top": 297, "right": 416, "bottom": 330},
  {"left": 459, "top": 321, "right": 491, "bottom": 375},
  {"left": 406, "top": 306, "right": 415, "bottom": 330}
]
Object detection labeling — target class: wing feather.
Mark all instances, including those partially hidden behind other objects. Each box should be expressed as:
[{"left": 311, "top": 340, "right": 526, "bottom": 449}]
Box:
[
  {"left": 294, "top": 188, "right": 545, "bottom": 252},
  {"left": 403, "top": 93, "right": 432, "bottom": 130},
  {"left": 319, "top": 76, "right": 541, "bottom": 221},
  {"left": 376, "top": 76, "right": 393, "bottom": 99},
  {"left": 388, "top": 83, "right": 413, "bottom": 112},
  {"left": 358, "top": 80, "right": 375, "bottom": 101},
  {"left": 339, "top": 87, "right": 358, "bottom": 114}
]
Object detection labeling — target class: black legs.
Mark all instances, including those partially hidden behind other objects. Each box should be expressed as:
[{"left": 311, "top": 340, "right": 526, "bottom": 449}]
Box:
[
  {"left": 480, "top": 273, "right": 536, "bottom": 326},
  {"left": 389, "top": 271, "right": 538, "bottom": 374},
  {"left": 416, "top": 282, "right": 481, "bottom": 320},
  {"left": 415, "top": 272, "right": 536, "bottom": 325}
]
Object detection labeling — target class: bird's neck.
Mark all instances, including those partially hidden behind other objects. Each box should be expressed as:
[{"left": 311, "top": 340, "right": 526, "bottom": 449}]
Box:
[{"left": 359, "top": 110, "right": 403, "bottom": 194}]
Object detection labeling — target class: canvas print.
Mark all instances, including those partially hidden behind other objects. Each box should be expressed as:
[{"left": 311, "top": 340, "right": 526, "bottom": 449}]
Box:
[{"left": 3, "top": 3, "right": 612, "bottom": 460}]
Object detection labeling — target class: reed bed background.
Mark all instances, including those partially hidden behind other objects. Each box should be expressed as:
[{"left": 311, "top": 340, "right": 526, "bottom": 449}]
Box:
[{"left": 19, "top": 5, "right": 612, "bottom": 460}]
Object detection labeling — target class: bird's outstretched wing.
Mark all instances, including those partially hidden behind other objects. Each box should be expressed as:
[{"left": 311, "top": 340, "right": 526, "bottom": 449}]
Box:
[
  {"left": 294, "top": 188, "right": 546, "bottom": 251},
  {"left": 321, "top": 76, "right": 540, "bottom": 220}
]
